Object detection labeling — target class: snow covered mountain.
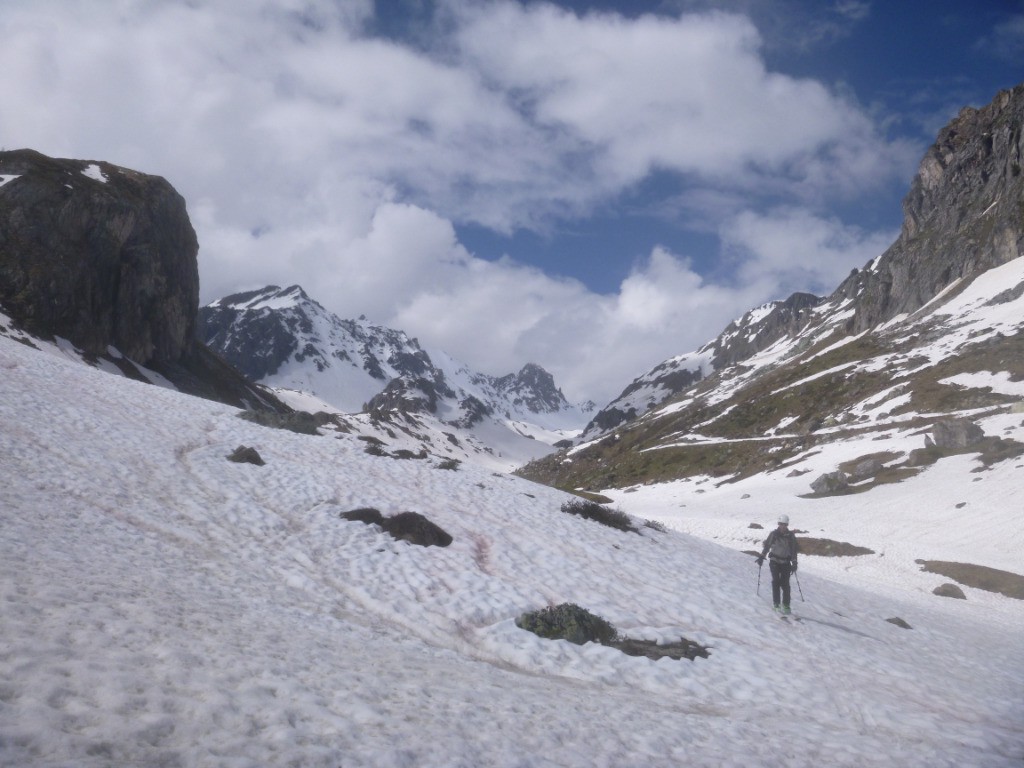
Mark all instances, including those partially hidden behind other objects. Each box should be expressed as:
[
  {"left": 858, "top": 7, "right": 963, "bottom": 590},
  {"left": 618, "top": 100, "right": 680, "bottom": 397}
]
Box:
[
  {"left": 2, "top": 301, "right": 1023, "bottom": 767},
  {"left": 528, "top": 85, "right": 1024, "bottom": 493},
  {"left": 1, "top": 86, "right": 1023, "bottom": 767},
  {"left": 199, "top": 285, "right": 592, "bottom": 471},
  {"left": 578, "top": 85, "right": 1024, "bottom": 447}
]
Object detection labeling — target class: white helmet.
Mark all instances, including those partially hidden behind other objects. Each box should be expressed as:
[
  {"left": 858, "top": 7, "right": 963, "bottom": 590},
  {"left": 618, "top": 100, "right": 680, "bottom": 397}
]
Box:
[{"left": 778, "top": 514, "right": 790, "bottom": 525}]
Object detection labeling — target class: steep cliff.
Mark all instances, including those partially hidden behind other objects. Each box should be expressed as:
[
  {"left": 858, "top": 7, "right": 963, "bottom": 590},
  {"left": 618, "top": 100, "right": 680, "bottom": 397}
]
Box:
[
  {"left": 0, "top": 149, "right": 285, "bottom": 412},
  {"left": 841, "top": 84, "right": 1024, "bottom": 332}
]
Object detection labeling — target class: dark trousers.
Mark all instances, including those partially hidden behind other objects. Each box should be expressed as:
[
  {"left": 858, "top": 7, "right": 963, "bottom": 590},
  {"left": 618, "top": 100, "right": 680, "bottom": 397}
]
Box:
[{"left": 770, "top": 559, "right": 792, "bottom": 606}]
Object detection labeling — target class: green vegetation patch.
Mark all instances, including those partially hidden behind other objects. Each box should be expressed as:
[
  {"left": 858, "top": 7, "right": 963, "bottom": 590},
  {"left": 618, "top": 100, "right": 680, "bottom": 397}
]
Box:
[
  {"left": 916, "top": 560, "right": 1024, "bottom": 600},
  {"left": 798, "top": 537, "right": 875, "bottom": 557},
  {"left": 516, "top": 603, "right": 709, "bottom": 661}
]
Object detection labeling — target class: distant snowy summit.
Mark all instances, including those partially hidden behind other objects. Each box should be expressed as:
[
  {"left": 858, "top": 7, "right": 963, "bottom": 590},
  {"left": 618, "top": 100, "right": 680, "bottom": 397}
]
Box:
[{"left": 199, "top": 285, "right": 593, "bottom": 470}]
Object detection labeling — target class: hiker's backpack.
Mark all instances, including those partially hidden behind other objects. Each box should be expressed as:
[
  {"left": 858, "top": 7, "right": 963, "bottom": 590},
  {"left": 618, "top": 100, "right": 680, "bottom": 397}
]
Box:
[{"left": 768, "top": 530, "right": 796, "bottom": 559}]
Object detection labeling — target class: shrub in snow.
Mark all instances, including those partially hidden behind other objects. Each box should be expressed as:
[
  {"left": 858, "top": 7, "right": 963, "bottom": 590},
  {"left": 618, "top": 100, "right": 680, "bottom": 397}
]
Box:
[
  {"left": 390, "top": 449, "right": 427, "bottom": 460},
  {"left": 517, "top": 603, "right": 710, "bottom": 660},
  {"left": 436, "top": 458, "right": 461, "bottom": 471},
  {"left": 560, "top": 499, "right": 637, "bottom": 533},
  {"left": 516, "top": 603, "right": 617, "bottom": 646},
  {"left": 340, "top": 507, "right": 385, "bottom": 525},
  {"left": 381, "top": 512, "right": 453, "bottom": 547},
  {"left": 797, "top": 537, "right": 875, "bottom": 557}
]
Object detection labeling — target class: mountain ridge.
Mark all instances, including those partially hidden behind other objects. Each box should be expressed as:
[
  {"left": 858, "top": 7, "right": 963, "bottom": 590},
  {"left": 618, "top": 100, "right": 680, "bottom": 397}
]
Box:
[
  {"left": 520, "top": 84, "right": 1024, "bottom": 492},
  {"left": 578, "top": 84, "right": 1024, "bottom": 443},
  {"left": 199, "top": 284, "right": 593, "bottom": 471}
]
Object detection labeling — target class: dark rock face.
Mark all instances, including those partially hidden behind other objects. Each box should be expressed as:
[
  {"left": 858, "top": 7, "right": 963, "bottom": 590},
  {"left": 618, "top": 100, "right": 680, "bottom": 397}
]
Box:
[
  {"left": 840, "top": 84, "right": 1024, "bottom": 332},
  {"left": 0, "top": 149, "right": 288, "bottom": 413},
  {"left": 0, "top": 149, "right": 199, "bottom": 366},
  {"left": 493, "top": 363, "right": 567, "bottom": 414}
]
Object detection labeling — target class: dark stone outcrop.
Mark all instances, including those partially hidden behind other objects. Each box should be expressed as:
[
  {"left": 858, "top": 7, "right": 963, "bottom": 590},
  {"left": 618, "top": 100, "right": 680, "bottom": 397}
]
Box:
[
  {"left": 0, "top": 149, "right": 198, "bottom": 365},
  {"left": 0, "top": 149, "right": 288, "bottom": 413},
  {"left": 933, "top": 583, "right": 967, "bottom": 600},
  {"left": 227, "top": 445, "right": 265, "bottom": 466},
  {"left": 340, "top": 508, "right": 453, "bottom": 547},
  {"left": 838, "top": 84, "right": 1024, "bottom": 332}
]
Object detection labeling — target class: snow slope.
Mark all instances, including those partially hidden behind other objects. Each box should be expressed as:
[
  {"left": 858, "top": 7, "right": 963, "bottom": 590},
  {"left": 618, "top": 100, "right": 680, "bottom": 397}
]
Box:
[{"left": 1, "top": 327, "right": 1022, "bottom": 767}]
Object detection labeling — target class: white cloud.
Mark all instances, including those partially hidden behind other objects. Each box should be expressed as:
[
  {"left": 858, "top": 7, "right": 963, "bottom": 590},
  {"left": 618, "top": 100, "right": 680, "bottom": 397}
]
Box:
[
  {"left": 0, "top": 0, "right": 912, "bottom": 404},
  {"left": 452, "top": 2, "right": 913, "bottom": 198},
  {"left": 719, "top": 208, "right": 897, "bottom": 296},
  {"left": 981, "top": 14, "right": 1024, "bottom": 63}
]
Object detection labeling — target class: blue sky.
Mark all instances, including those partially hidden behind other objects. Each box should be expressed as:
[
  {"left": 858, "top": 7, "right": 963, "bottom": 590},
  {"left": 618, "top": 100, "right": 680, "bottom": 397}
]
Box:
[{"left": 0, "top": 0, "right": 1021, "bottom": 403}]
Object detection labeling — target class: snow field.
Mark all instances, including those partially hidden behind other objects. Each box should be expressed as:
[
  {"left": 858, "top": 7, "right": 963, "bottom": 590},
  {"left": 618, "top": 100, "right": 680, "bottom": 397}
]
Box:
[{"left": 1, "top": 332, "right": 1022, "bottom": 766}]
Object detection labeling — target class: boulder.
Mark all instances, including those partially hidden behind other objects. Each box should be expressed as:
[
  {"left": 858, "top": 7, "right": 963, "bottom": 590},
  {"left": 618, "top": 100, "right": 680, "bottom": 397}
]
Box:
[
  {"left": 810, "top": 471, "right": 849, "bottom": 494},
  {"left": 933, "top": 583, "right": 967, "bottom": 600},
  {"left": 0, "top": 149, "right": 289, "bottom": 413},
  {"left": 931, "top": 419, "right": 986, "bottom": 450},
  {"left": 0, "top": 149, "right": 198, "bottom": 366}
]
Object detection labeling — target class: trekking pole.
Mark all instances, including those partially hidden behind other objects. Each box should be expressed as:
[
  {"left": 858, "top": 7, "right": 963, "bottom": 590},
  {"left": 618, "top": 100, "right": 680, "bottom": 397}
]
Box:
[
  {"left": 756, "top": 561, "right": 762, "bottom": 596},
  {"left": 794, "top": 569, "right": 805, "bottom": 602}
]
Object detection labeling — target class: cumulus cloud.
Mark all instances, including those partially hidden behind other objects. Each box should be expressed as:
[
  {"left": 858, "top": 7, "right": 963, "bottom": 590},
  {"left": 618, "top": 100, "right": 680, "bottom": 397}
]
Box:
[
  {"left": 452, "top": 2, "right": 909, "bottom": 198},
  {"left": 0, "top": 0, "right": 913, "bottom": 404}
]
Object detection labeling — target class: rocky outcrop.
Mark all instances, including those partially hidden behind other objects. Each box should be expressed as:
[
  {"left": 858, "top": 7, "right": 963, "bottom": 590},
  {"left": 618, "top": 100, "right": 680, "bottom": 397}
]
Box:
[
  {"left": 706, "top": 292, "right": 823, "bottom": 370},
  {"left": 839, "top": 84, "right": 1024, "bottom": 332},
  {"left": 492, "top": 363, "right": 568, "bottom": 415},
  {"left": 0, "top": 149, "right": 287, "bottom": 412},
  {"left": 0, "top": 149, "right": 199, "bottom": 365}
]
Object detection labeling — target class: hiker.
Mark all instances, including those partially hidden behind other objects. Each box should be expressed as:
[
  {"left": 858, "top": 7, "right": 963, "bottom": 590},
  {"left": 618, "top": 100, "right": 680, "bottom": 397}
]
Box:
[{"left": 756, "top": 514, "right": 799, "bottom": 613}]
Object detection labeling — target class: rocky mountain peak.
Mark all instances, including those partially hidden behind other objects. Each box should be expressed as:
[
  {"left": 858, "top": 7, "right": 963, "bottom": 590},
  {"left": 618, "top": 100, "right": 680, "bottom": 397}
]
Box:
[
  {"left": 493, "top": 363, "right": 566, "bottom": 414},
  {"left": 520, "top": 84, "right": 1024, "bottom": 491},
  {"left": 579, "top": 84, "right": 1024, "bottom": 441}
]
